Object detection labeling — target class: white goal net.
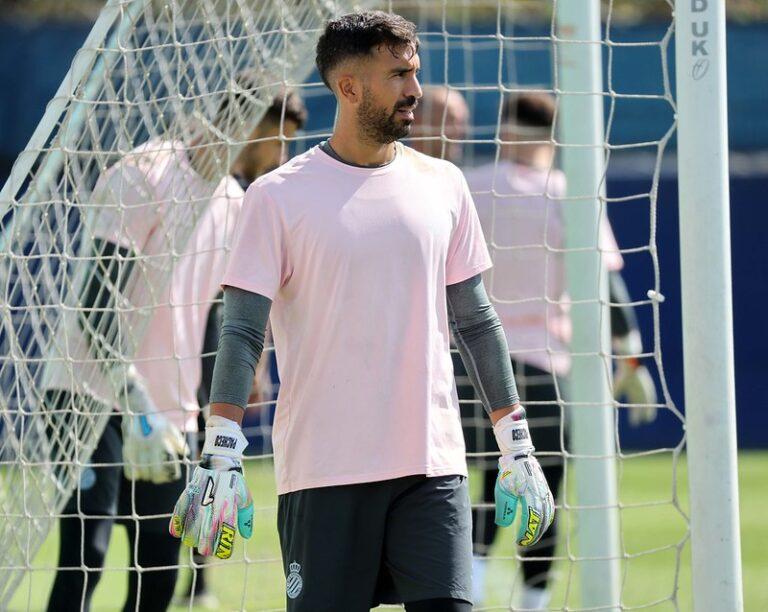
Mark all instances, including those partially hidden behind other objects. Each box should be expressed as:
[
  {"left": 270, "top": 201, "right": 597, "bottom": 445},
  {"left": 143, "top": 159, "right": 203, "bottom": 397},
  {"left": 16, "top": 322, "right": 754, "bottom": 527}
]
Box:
[{"left": 1, "top": 0, "right": 691, "bottom": 610}]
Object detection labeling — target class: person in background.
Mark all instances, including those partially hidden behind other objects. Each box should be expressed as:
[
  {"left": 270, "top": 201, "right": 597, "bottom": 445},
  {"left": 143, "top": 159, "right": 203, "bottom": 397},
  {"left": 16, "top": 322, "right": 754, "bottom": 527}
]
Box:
[
  {"left": 44, "top": 89, "right": 305, "bottom": 612},
  {"left": 414, "top": 89, "right": 657, "bottom": 608},
  {"left": 410, "top": 84, "right": 470, "bottom": 164},
  {"left": 174, "top": 92, "right": 308, "bottom": 609}
]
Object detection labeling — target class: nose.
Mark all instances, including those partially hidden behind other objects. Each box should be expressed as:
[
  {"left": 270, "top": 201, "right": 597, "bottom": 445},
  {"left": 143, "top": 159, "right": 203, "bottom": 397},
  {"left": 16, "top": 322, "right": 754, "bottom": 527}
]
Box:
[{"left": 406, "top": 73, "right": 423, "bottom": 101}]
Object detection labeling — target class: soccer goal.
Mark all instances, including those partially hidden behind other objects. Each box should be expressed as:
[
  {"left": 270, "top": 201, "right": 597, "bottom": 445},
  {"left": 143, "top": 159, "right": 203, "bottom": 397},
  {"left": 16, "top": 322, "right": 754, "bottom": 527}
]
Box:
[{"left": 0, "top": 0, "right": 741, "bottom": 610}]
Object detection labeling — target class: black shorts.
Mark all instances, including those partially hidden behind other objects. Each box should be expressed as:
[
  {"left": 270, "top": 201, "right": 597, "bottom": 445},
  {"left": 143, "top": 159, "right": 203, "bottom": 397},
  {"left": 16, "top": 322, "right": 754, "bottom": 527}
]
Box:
[
  {"left": 277, "top": 474, "right": 473, "bottom": 611},
  {"left": 48, "top": 392, "right": 189, "bottom": 533}
]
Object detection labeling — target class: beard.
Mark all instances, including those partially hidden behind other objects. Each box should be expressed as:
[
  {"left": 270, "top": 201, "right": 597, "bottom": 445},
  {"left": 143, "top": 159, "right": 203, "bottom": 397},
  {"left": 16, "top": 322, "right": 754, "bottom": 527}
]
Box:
[{"left": 357, "top": 87, "right": 418, "bottom": 145}]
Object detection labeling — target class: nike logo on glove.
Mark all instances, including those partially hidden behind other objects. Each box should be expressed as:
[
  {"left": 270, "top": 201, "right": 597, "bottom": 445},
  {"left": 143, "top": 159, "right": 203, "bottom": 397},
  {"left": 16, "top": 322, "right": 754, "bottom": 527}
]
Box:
[{"left": 202, "top": 477, "right": 215, "bottom": 506}]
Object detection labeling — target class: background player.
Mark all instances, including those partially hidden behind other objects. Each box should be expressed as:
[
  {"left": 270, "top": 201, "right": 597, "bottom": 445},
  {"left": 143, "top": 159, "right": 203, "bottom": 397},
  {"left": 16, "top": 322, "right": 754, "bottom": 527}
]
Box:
[
  {"left": 44, "top": 90, "right": 304, "bottom": 612},
  {"left": 170, "top": 11, "right": 553, "bottom": 612},
  {"left": 175, "top": 93, "right": 308, "bottom": 609},
  {"left": 410, "top": 84, "right": 470, "bottom": 164},
  {"left": 458, "top": 92, "right": 658, "bottom": 608}
]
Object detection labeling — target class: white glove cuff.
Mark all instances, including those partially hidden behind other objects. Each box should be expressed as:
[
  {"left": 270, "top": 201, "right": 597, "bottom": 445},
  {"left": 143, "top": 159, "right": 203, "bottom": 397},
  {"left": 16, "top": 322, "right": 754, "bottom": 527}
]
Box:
[
  {"left": 202, "top": 416, "right": 248, "bottom": 459},
  {"left": 493, "top": 411, "right": 535, "bottom": 457}
]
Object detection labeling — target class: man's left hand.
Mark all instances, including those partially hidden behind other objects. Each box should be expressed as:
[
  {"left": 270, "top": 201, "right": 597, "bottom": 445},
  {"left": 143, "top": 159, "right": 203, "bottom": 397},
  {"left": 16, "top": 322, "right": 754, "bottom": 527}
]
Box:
[{"left": 493, "top": 408, "right": 555, "bottom": 547}]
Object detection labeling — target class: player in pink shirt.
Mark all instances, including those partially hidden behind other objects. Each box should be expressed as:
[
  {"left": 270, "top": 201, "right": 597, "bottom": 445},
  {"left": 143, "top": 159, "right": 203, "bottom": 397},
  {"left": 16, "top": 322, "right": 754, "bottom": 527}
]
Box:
[
  {"left": 413, "top": 90, "right": 657, "bottom": 608},
  {"left": 44, "top": 92, "right": 306, "bottom": 612},
  {"left": 170, "top": 12, "right": 554, "bottom": 612},
  {"left": 173, "top": 93, "right": 308, "bottom": 609}
]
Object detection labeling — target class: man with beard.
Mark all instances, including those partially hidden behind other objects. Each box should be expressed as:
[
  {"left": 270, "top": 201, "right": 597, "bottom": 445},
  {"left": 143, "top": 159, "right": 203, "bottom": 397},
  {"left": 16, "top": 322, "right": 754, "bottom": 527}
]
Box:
[{"left": 170, "top": 12, "right": 554, "bottom": 612}]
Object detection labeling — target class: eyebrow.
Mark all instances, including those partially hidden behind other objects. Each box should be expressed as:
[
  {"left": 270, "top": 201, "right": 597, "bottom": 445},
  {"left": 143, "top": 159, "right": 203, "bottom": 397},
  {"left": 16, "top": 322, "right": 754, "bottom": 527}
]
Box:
[{"left": 389, "top": 65, "right": 420, "bottom": 75}]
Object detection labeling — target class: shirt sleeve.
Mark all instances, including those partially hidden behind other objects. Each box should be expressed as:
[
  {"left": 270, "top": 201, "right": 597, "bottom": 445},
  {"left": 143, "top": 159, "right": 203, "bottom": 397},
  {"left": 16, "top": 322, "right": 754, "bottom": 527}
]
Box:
[
  {"left": 222, "top": 183, "right": 291, "bottom": 300},
  {"left": 446, "top": 167, "right": 493, "bottom": 286},
  {"left": 87, "top": 161, "right": 160, "bottom": 252}
]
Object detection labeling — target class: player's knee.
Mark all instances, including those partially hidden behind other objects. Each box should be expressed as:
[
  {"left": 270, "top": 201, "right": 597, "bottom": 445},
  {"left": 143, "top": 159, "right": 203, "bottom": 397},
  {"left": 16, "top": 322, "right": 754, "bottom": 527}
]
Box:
[{"left": 405, "top": 598, "right": 473, "bottom": 612}]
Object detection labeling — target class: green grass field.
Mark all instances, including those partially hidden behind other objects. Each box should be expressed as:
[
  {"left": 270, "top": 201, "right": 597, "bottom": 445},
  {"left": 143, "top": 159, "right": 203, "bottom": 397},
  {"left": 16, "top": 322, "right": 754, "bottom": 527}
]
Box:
[{"left": 9, "top": 452, "right": 767, "bottom": 611}]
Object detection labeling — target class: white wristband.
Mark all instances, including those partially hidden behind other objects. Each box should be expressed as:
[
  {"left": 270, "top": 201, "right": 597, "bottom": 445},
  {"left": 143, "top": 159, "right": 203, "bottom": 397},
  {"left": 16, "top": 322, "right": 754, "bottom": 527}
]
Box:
[
  {"left": 202, "top": 416, "right": 248, "bottom": 459},
  {"left": 493, "top": 411, "right": 535, "bottom": 457}
]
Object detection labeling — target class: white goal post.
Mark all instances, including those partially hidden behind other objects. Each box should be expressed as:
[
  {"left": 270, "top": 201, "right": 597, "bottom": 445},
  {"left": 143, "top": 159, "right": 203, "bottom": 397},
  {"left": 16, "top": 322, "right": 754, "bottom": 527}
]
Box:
[
  {"left": 674, "top": 1, "right": 743, "bottom": 610},
  {"left": 555, "top": 0, "right": 620, "bottom": 607},
  {"left": 0, "top": 0, "right": 743, "bottom": 610}
]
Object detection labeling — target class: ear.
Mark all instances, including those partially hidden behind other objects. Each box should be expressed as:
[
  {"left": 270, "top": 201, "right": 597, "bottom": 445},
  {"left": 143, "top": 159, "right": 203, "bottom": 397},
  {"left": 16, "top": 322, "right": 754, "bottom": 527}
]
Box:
[{"left": 336, "top": 73, "right": 361, "bottom": 105}]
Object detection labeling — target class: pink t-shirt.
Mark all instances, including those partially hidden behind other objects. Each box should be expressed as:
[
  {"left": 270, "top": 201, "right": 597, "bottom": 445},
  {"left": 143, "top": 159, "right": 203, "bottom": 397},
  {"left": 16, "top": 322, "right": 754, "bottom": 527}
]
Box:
[
  {"left": 465, "top": 160, "right": 623, "bottom": 377},
  {"left": 42, "top": 140, "right": 238, "bottom": 430},
  {"left": 133, "top": 177, "right": 244, "bottom": 431},
  {"left": 223, "top": 143, "right": 492, "bottom": 494}
]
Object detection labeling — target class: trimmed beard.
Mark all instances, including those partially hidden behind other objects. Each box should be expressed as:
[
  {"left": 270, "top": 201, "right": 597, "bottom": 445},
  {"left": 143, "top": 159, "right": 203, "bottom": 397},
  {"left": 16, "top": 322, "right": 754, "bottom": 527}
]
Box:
[{"left": 357, "top": 86, "right": 416, "bottom": 145}]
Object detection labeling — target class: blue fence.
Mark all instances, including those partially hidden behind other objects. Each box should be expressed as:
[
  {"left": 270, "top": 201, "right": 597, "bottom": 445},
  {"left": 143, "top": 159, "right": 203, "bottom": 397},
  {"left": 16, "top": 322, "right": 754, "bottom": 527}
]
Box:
[
  {"left": 609, "top": 172, "right": 768, "bottom": 450},
  {"left": 2, "top": 20, "right": 766, "bottom": 160}
]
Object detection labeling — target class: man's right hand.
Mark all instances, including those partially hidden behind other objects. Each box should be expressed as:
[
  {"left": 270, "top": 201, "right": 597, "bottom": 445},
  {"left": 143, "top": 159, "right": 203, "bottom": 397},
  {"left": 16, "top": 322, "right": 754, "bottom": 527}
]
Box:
[{"left": 169, "top": 416, "right": 254, "bottom": 559}]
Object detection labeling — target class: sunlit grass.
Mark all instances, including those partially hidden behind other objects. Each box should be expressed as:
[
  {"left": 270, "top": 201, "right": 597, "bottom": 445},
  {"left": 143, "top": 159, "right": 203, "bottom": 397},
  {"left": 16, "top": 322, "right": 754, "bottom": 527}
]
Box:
[{"left": 8, "top": 453, "right": 766, "bottom": 611}]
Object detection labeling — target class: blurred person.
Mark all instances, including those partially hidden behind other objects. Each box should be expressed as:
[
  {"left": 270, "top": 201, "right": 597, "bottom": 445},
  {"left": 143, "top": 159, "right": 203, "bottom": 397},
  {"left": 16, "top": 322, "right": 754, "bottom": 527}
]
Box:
[
  {"left": 44, "top": 91, "right": 306, "bottom": 612},
  {"left": 410, "top": 84, "right": 469, "bottom": 163},
  {"left": 462, "top": 92, "right": 657, "bottom": 608},
  {"left": 170, "top": 11, "right": 553, "bottom": 612},
  {"left": 173, "top": 93, "right": 307, "bottom": 610}
]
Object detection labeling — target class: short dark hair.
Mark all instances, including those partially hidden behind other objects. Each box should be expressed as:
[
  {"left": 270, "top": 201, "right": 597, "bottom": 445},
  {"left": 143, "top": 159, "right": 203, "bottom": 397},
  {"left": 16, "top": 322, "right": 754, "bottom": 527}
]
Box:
[
  {"left": 216, "top": 70, "right": 307, "bottom": 131},
  {"left": 263, "top": 91, "right": 308, "bottom": 130},
  {"left": 502, "top": 92, "right": 556, "bottom": 129},
  {"left": 316, "top": 11, "right": 420, "bottom": 89}
]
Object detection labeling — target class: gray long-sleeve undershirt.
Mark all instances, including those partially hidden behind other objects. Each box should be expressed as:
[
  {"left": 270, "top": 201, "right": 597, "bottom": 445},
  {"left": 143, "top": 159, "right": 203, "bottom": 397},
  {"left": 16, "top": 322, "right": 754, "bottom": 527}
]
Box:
[
  {"left": 208, "top": 275, "right": 519, "bottom": 414},
  {"left": 447, "top": 274, "right": 519, "bottom": 412},
  {"left": 208, "top": 287, "right": 271, "bottom": 408}
]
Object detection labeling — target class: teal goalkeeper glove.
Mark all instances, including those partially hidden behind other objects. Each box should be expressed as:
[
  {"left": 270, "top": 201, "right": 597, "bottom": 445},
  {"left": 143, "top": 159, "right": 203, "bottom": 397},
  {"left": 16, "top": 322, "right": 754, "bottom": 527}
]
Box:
[
  {"left": 169, "top": 416, "right": 254, "bottom": 559},
  {"left": 493, "top": 407, "right": 555, "bottom": 547}
]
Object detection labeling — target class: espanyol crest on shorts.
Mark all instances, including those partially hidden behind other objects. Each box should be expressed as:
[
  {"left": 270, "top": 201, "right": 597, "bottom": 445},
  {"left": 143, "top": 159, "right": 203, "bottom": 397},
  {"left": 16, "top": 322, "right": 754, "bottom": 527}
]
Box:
[{"left": 286, "top": 561, "right": 303, "bottom": 599}]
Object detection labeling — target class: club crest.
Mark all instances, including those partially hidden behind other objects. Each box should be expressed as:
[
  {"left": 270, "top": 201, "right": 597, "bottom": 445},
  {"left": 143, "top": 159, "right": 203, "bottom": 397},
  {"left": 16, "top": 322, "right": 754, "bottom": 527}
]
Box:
[{"left": 286, "top": 561, "right": 303, "bottom": 599}]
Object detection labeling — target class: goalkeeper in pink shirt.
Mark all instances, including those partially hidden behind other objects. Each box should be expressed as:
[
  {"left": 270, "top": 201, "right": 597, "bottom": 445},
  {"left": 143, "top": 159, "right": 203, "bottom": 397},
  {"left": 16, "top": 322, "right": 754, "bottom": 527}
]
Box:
[{"left": 170, "top": 11, "right": 554, "bottom": 612}]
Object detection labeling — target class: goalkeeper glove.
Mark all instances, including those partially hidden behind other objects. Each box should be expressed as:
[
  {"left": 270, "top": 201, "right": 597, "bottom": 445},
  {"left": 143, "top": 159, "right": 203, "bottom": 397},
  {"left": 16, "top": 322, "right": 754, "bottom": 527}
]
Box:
[
  {"left": 613, "top": 331, "right": 658, "bottom": 426},
  {"left": 170, "top": 415, "right": 254, "bottom": 559},
  {"left": 493, "top": 407, "right": 555, "bottom": 547},
  {"left": 120, "top": 369, "right": 188, "bottom": 484}
]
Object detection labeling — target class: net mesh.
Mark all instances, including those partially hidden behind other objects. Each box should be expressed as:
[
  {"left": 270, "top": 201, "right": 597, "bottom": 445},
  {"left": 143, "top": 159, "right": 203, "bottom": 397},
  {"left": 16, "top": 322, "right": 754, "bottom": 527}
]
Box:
[{"left": 0, "top": 0, "right": 688, "bottom": 609}]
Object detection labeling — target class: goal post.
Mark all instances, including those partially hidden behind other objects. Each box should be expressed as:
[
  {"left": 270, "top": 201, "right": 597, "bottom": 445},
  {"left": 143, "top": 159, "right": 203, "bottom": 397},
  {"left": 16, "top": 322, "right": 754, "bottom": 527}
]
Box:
[
  {"left": 674, "top": 1, "right": 744, "bottom": 610},
  {"left": 554, "top": 0, "right": 621, "bottom": 609}
]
